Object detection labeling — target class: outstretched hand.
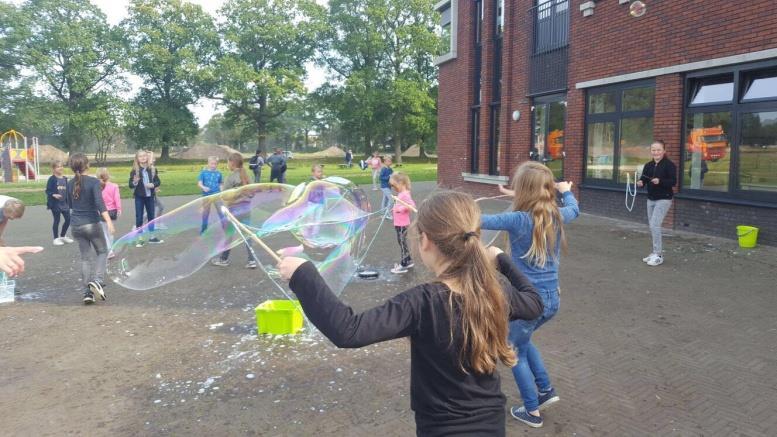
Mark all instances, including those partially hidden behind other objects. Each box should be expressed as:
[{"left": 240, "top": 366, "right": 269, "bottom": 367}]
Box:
[
  {"left": 555, "top": 181, "right": 573, "bottom": 193},
  {"left": 0, "top": 246, "right": 44, "bottom": 277},
  {"left": 486, "top": 245, "right": 504, "bottom": 261},
  {"left": 278, "top": 256, "right": 308, "bottom": 281},
  {"left": 498, "top": 185, "right": 515, "bottom": 196}
]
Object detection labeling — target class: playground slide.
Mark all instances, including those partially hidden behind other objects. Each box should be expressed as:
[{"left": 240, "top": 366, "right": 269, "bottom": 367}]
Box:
[{"left": 14, "top": 161, "right": 36, "bottom": 180}]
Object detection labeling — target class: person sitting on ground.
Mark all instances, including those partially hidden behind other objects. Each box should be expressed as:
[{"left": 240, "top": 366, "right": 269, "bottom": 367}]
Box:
[
  {"left": 278, "top": 191, "right": 543, "bottom": 436},
  {"left": 0, "top": 195, "right": 25, "bottom": 246}
]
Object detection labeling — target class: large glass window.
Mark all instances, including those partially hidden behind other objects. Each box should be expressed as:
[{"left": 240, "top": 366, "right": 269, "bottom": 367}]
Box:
[
  {"left": 495, "top": 0, "right": 504, "bottom": 35},
  {"left": 585, "top": 82, "right": 655, "bottom": 184},
  {"left": 439, "top": 4, "right": 452, "bottom": 56},
  {"left": 684, "top": 112, "right": 731, "bottom": 191},
  {"left": 683, "top": 61, "right": 777, "bottom": 203},
  {"left": 470, "top": 109, "right": 480, "bottom": 173},
  {"left": 532, "top": 96, "right": 566, "bottom": 179},
  {"left": 434, "top": 0, "right": 457, "bottom": 63},
  {"left": 739, "top": 111, "right": 777, "bottom": 192},
  {"left": 470, "top": 0, "right": 483, "bottom": 173}
]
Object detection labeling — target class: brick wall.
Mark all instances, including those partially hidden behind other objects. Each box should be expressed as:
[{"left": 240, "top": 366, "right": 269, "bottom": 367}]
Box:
[
  {"left": 675, "top": 199, "right": 777, "bottom": 247},
  {"left": 437, "top": 0, "right": 777, "bottom": 245}
]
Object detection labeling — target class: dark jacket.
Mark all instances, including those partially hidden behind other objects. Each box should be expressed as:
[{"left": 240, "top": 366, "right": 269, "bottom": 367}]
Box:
[
  {"left": 45, "top": 175, "right": 68, "bottom": 210},
  {"left": 129, "top": 167, "right": 161, "bottom": 198},
  {"left": 289, "top": 253, "right": 542, "bottom": 435},
  {"left": 640, "top": 158, "right": 677, "bottom": 200}
]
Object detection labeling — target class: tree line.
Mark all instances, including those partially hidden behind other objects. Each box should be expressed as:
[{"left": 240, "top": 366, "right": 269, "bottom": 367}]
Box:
[{"left": 0, "top": 0, "right": 440, "bottom": 163}]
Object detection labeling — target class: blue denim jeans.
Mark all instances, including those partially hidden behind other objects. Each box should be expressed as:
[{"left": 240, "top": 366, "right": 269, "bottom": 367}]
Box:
[{"left": 508, "top": 288, "right": 560, "bottom": 412}]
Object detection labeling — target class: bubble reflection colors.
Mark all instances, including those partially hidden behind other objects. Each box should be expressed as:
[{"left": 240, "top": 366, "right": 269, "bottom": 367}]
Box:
[{"left": 109, "top": 178, "right": 382, "bottom": 297}]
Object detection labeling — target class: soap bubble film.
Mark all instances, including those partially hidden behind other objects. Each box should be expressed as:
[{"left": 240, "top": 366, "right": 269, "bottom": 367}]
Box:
[{"left": 109, "top": 178, "right": 384, "bottom": 298}]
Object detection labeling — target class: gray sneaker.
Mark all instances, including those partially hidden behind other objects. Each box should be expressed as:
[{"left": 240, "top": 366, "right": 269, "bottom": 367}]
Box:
[
  {"left": 510, "top": 407, "right": 542, "bottom": 428},
  {"left": 211, "top": 259, "right": 229, "bottom": 267}
]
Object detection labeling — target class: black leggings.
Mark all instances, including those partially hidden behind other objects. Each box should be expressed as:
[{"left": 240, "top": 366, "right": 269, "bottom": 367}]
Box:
[
  {"left": 51, "top": 209, "right": 71, "bottom": 239},
  {"left": 395, "top": 225, "right": 412, "bottom": 267}
]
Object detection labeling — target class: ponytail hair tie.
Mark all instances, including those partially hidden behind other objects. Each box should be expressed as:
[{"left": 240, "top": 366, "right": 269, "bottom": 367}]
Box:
[{"left": 462, "top": 231, "right": 478, "bottom": 241}]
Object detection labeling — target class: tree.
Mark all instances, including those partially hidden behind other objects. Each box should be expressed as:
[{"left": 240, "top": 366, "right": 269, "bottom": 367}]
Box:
[
  {"left": 320, "top": 0, "right": 439, "bottom": 163},
  {"left": 77, "top": 93, "right": 125, "bottom": 164},
  {"left": 125, "top": 88, "right": 198, "bottom": 153},
  {"left": 207, "top": 0, "right": 325, "bottom": 152},
  {"left": 122, "top": 0, "right": 219, "bottom": 160},
  {"left": 20, "top": 0, "right": 126, "bottom": 151}
]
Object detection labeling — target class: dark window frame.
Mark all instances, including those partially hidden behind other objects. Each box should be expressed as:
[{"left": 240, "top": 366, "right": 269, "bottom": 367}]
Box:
[
  {"left": 531, "top": 93, "right": 567, "bottom": 179},
  {"left": 470, "top": 0, "right": 484, "bottom": 174},
  {"left": 681, "top": 59, "right": 777, "bottom": 205},
  {"left": 488, "top": 103, "right": 501, "bottom": 175},
  {"left": 583, "top": 79, "right": 656, "bottom": 187}
]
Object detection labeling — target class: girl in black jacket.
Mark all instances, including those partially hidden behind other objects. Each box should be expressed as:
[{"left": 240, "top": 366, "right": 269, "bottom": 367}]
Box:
[
  {"left": 45, "top": 160, "right": 72, "bottom": 246},
  {"left": 278, "top": 191, "right": 544, "bottom": 436},
  {"left": 129, "top": 150, "right": 162, "bottom": 245},
  {"left": 637, "top": 140, "right": 677, "bottom": 266}
]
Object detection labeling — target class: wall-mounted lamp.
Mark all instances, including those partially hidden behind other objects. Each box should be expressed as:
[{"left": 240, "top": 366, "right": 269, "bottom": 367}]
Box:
[{"left": 512, "top": 110, "right": 521, "bottom": 121}]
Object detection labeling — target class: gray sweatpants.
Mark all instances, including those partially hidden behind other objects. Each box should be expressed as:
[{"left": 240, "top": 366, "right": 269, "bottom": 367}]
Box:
[
  {"left": 72, "top": 223, "right": 108, "bottom": 289},
  {"left": 646, "top": 199, "right": 672, "bottom": 255}
]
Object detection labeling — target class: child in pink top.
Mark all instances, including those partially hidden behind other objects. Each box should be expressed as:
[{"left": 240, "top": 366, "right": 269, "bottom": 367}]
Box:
[
  {"left": 97, "top": 168, "right": 121, "bottom": 258},
  {"left": 370, "top": 153, "right": 382, "bottom": 190},
  {"left": 390, "top": 172, "right": 415, "bottom": 274}
]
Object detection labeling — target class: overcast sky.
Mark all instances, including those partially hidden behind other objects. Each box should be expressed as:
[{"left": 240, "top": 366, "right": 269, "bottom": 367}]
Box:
[{"left": 10, "top": 0, "right": 328, "bottom": 126}]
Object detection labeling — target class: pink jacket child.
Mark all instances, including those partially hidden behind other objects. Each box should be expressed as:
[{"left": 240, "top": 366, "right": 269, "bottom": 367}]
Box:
[
  {"left": 392, "top": 190, "right": 415, "bottom": 227},
  {"left": 101, "top": 181, "right": 122, "bottom": 218}
]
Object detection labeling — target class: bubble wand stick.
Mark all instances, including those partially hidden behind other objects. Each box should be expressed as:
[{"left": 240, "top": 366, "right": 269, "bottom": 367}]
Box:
[
  {"left": 220, "top": 206, "right": 282, "bottom": 263},
  {"left": 392, "top": 195, "right": 417, "bottom": 213}
]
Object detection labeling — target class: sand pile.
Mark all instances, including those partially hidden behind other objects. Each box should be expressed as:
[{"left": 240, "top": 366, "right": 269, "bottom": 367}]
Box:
[
  {"left": 401, "top": 144, "right": 436, "bottom": 158},
  {"left": 36, "top": 145, "right": 69, "bottom": 164},
  {"left": 175, "top": 144, "right": 242, "bottom": 160},
  {"left": 306, "top": 146, "right": 346, "bottom": 158}
]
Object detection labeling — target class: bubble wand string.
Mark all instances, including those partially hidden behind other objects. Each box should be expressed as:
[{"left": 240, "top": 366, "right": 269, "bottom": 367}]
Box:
[
  {"left": 220, "top": 206, "right": 281, "bottom": 263},
  {"left": 474, "top": 194, "right": 512, "bottom": 202},
  {"left": 625, "top": 172, "right": 637, "bottom": 212}
]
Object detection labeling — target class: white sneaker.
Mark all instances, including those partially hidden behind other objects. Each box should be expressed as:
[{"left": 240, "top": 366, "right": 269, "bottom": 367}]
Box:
[
  {"left": 390, "top": 263, "right": 408, "bottom": 274},
  {"left": 53, "top": 238, "right": 65, "bottom": 246},
  {"left": 61, "top": 236, "right": 74, "bottom": 244},
  {"left": 647, "top": 255, "right": 664, "bottom": 267},
  {"left": 642, "top": 253, "right": 656, "bottom": 263}
]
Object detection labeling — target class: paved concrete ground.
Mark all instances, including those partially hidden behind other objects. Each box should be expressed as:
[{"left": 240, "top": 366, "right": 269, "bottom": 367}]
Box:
[{"left": 1, "top": 181, "right": 776, "bottom": 436}]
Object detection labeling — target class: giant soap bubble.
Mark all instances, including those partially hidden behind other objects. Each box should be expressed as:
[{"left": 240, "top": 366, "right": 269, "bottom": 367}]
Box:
[{"left": 108, "top": 177, "right": 385, "bottom": 297}]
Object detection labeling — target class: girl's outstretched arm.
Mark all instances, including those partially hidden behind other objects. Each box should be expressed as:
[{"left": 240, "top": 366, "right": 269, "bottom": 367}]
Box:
[
  {"left": 492, "top": 251, "right": 543, "bottom": 320},
  {"left": 284, "top": 259, "right": 419, "bottom": 348}
]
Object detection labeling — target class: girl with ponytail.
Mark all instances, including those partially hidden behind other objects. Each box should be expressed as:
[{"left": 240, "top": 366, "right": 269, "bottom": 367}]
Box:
[
  {"left": 67, "top": 153, "right": 115, "bottom": 304},
  {"left": 278, "top": 191, "right": 543, "bottom": 436},
  {"left": 481, "top": 161, "right": 579, "bottom": 428}
]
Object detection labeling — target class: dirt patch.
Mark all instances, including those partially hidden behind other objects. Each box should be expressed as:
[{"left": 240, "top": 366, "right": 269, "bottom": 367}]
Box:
[
  {"left": 36, "top": 144, "right": 69, "bottom": 164},
  {"left": 174, "top": 144, "right": 242, "bottom": 160},
  {"left": 305, "top": 146, "right": 346, "bottom": 158}
]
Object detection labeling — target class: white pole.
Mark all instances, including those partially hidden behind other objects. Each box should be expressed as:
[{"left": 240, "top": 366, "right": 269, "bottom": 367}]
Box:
[{"left": 23, "top": 136, "right": 29, "bottom": 182}]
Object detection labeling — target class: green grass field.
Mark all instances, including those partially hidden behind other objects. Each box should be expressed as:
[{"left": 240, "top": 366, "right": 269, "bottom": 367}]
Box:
[{"left": 1, "top": 157, "right": 438, "bottom": 206}]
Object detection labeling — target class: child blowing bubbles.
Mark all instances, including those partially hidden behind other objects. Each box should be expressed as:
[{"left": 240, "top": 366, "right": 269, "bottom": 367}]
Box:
[
  {"left": 389, "top": 172, "right": 415, "bottom": 274},
  {"left": 278, "top": 191, "right": 543, "bottom": 436}
]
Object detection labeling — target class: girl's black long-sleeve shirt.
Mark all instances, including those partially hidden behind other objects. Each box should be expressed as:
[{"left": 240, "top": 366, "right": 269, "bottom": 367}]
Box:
[
  {"left": 640, "top": 158, "right": 677, "bottom": 200},
  {"left": 288, "top": 253, "right": 543, "bottom": 435},
  {"left": 128, "top": 167, "right": 161, "bottom": 198}
]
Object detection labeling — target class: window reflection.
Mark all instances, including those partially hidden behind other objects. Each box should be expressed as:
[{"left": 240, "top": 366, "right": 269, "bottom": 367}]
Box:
[
  {"left": 684, "top": 112, "right": 731, "bottom": 191},
  {"left": 740, "top": 111, "right": 777, "bottom": 192},
  {"left": 587, "top": 122, "right": 614, "bottom": 180}
]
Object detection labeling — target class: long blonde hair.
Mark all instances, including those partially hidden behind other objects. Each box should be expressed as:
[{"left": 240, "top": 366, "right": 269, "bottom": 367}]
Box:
[
  {"left": 510, "top": 161, "right": 566, "bottom": 268},
  {"left": 132, "top": 150, "right": 147, "bottom": 174},
  {"left": 412, "top": 191, "right": 516, "bottom": 374},
  {"left": 228, "top": 153, "right": 250, "bottom": 186}
]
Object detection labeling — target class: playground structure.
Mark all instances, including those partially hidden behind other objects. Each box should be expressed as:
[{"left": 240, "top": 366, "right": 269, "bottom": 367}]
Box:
[{"left": 0, "top": 129, "right": 41, "bottom": 183}]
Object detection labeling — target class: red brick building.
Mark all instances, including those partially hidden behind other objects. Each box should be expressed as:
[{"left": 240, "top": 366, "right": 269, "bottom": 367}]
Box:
[{"left": 435, "top": 0, "right": 777, "bottom": 245}]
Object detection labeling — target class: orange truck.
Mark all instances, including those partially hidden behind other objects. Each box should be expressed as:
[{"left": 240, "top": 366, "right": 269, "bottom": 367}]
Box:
[
  {"left": 687, "top": 127, "right": 728, "bottom": 161},
  {"left": 547, "top": 129, "right": 564, "bottom": 160}
]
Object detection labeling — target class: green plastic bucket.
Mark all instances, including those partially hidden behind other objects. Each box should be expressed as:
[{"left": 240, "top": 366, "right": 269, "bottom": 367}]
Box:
[
  {"left": 736, "top": 225, "right": 759, "bottom": 248},
  {"left": 255, "top": 300, "right": 304, "bottom": 335}
]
